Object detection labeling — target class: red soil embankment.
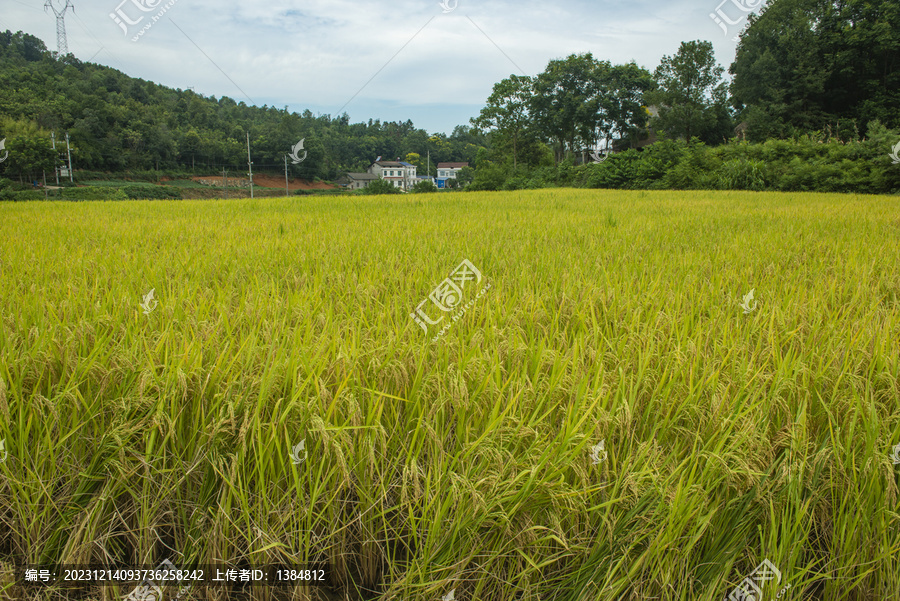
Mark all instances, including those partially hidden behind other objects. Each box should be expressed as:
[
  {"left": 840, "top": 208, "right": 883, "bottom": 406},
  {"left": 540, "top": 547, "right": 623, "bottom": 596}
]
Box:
[{"left": 193, "top": 175, "right": 337, "bottom": 190}]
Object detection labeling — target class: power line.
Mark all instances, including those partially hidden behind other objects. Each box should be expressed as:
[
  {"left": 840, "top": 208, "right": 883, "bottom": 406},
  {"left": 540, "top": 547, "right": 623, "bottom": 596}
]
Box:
[
  {"left": 69, "top": 11, "right": 128, "bottom": 73},
  {"left": 168, "top": 19, "right": 255, "bottom": 106}
]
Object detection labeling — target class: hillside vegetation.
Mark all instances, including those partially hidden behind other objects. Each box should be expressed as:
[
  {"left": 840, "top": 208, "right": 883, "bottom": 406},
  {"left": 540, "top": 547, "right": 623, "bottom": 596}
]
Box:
[{"left": 0, "top": 31, "right": 483, "bottom": 180}]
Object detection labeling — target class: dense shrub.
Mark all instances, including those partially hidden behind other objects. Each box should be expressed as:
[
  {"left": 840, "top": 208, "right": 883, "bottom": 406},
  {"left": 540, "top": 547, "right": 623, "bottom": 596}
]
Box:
[
  {"left": 577, "top": 122, "right": 900, "bottom": 194},
  {"left": 410, "top": 180, "right": 438, "bottom": 193},
  {"left": 717, "top": 158, "right": 768, "bottom": 191},
  {"left": 11, "top": 190, "right": 47, "bottom": 200},
  {"left": 58, "top": 186, "right": 128, "bottom": 200},
  {"left": 122, "top": 185, "right": 182, "bottom": 199},
  {"left": 361, "top": 179, "right": 401, "bottom": 195},
  {"left": 583, "top": 150, "right": 641, "bottom": 189},
  {"left": 0, "top": 186, "right": 127, "bottom": 201},
  {"left": 468, "top": 161, "right": 508, "bottom": 191}
]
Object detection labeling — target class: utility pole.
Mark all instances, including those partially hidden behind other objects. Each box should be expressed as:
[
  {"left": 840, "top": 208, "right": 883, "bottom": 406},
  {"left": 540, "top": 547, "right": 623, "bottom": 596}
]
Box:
[
  {"left": 65, "top": 132, "right": 73, "bottom": 182},
  {"left": 51, "top": 131, "right": 59, "bottom": 185},
  {"left": 246, "top": 130, "right": 253, "bottom": 199},
  {"left": 284, "top": 155, "right": 289, "bottom": 197},
  {"left": 223, "top": 169, "right": 227, "bottom": 199}
]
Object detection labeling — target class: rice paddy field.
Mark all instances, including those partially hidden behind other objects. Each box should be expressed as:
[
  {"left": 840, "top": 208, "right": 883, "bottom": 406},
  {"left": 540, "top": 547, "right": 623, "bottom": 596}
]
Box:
[{"left": 0, "top": 189, "right": 898, "bottom": 601}]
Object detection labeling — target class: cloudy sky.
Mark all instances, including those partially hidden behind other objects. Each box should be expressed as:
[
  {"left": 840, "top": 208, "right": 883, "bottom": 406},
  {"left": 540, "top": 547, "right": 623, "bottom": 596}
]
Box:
[{"left": 2, "top": 0, "right": 755, "bottom": 134}]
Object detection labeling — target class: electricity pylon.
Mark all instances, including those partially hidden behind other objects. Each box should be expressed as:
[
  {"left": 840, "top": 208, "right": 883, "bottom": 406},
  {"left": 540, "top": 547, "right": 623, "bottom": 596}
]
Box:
[{"left": 44, "top": 0, "right": 75, "bottom": 56}]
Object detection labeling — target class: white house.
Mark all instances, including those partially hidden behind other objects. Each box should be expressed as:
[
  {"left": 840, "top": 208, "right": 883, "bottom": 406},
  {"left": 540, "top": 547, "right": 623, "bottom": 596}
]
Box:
[
  {"left": 435, "top": 162, "right": 468, "bottom": 188},
  {"left": 367, "top": 160, "right": 417, "bottom": 191},
  {"left": 436, "top": 162, "right": 468, "bottom": 179},
  {"left": 399, "top": 161, "right": 418, "bottom": 189},
  {"left": 338, "top": 172, "right": 380, "bottom": 189}
]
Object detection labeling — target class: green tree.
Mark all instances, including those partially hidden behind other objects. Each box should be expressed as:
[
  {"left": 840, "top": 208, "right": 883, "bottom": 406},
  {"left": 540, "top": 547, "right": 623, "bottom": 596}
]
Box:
[
  {"left": 646, "top": 41, "right": 732, "bottom": 143},
  {"left": 456, "top": 165, "right": 475, "bottom": 188},
  {"left": 730, "top": 0, "right": 900, "bottom": 139},
  {"left": 601, "top": 63, "right": 657, "bottom": 150},
  {"left": 472, "top": 74, "right": 533, "bottom": 169},
  {"left": 0, "top": 118, "right": 59, "bottom": 182},
  {"left": 180, "top": 128, "right": 202, "bottom": 170},
  {"left": 404, "top": 152, "right": 424, "bottom": 172},
  {"left": 1, "top": 136, "right": 58, "bottom": 182},
  {"left": 531, "top": 53, "right": 605, "bottom": 161}
]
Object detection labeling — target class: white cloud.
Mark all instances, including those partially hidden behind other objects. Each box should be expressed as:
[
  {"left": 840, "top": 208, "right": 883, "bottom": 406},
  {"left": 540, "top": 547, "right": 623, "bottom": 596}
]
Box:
[{"left": 4, "top": 0, "right": 751, "bottom": 133}]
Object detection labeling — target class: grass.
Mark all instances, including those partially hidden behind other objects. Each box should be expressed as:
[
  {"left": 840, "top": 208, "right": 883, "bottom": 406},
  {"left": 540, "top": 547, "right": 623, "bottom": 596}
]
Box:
[{"left": 0, "top": 189, "right": 898, "bottom": 601}]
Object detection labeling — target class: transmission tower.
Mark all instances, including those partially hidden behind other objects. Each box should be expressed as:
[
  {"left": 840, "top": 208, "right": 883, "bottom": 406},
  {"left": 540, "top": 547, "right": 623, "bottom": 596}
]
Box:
[{"left": 44, "top": 0, "right": 75, "bottom": 56}]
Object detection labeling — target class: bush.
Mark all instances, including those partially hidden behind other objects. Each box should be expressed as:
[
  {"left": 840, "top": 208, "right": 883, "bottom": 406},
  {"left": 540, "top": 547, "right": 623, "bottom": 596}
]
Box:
[
  {"left": 11, "top": 190, "right": 47, "bottom": 200},
  {"left": 501, "top": 176, "right": 528, "bottom": 191},
  {"left": 411, "top": 180, "right": 438, "bottom": 193},
  {"left": 361, "top": 179, "right": 402, "bottom": 195},
  {"left": 577, "top": 128, "right": 900, "bottom": 194},
  {"left": 122, "top": 185, "right": 182, "bottom": 199},
  {"left": 56, "top": 186, "right": 128, "bottom": 200},
  {"left": 662, "top": 146, "right": 720, "bottom": 190},
  {"left": 468, "top": 161, "right": 508, "bottom": 191},
  {"left": 584, "top": 150, "right": 641, "bottom": 189},
  {"left": 716, "top": 158, "right": 768, "bottom": 191}
]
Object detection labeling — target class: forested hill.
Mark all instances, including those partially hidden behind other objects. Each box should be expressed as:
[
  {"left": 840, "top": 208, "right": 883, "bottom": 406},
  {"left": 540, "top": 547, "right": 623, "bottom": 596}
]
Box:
[{"left": 0, "top": 31, "right": 486, "bottom": 180}]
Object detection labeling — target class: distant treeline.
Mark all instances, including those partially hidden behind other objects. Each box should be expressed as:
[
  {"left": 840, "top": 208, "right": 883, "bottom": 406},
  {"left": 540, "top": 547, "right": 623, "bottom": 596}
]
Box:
[{"left": 0, "top": 30, "right": 485, "bottom": 181}]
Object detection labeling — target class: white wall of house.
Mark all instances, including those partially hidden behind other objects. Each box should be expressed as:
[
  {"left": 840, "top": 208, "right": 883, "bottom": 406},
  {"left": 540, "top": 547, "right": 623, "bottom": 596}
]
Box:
[
  {"left": 437, "top": 167, "right": 462, "bottom": 179},
  {"left": 404, "top": 165, "right": 417, "bottom": 189},
  {"left": 369, "top": 162, "right": 417, "bottom": 191}
]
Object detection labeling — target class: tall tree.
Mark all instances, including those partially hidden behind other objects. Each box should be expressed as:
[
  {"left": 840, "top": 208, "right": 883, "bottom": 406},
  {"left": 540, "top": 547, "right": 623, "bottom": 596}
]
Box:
[
  {"left": 601, "top": 63, "right": 657, "bottom": 150},
  {"left": 471, "top": 74, "right": 533, "bottom": 169},
  {"left": 0, "top": 118, "right": 59, "bottom": 183},
  {"left": 647, "top": 41, "right": 732, "bottom": 143},
  {"left": 531, "top": 53, "right": 604, "bottom": 162}
]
